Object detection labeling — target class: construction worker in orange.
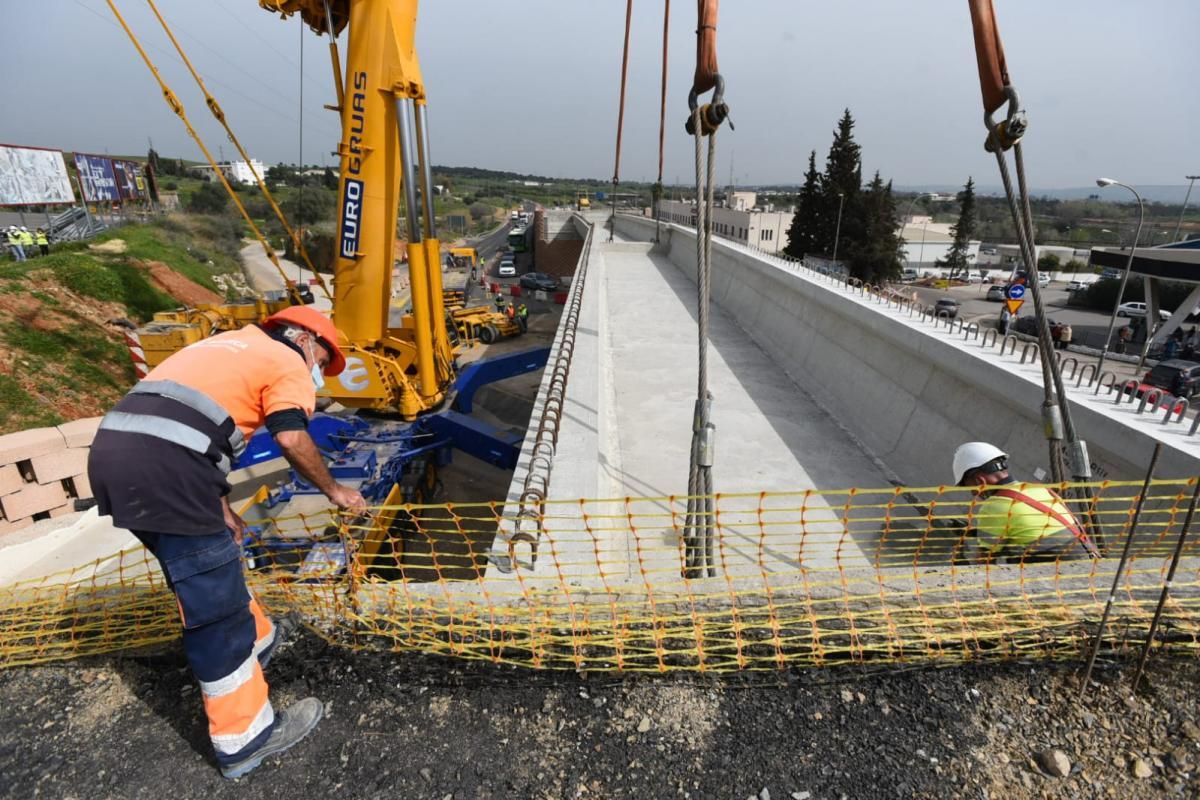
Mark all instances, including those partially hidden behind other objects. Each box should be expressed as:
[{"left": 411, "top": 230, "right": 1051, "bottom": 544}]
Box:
[
  {"left": 86, "top": 305, "right": 367, "bottom": 779},
  {"left": 505, "top": 300, "right": 516, "bottom": 321}
]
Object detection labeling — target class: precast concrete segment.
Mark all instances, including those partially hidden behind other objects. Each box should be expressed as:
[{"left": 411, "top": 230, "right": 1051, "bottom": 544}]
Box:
[
  {"left": 613, "top": 214, "right": 1200, "bottom": 488},
  {"left": 596, "top": 241, "right": 884, "bottom": 576}
]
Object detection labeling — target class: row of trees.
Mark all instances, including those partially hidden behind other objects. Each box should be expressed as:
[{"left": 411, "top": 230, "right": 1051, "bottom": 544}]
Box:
[{"left": 783, "top": 110, "right": 903, "bottom": 282}]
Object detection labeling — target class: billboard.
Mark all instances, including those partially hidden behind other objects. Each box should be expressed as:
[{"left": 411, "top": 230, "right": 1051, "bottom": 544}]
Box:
[
  {"left": 112, "top": 159, "right": 142, "bottom": 200},
  {"left": 73, "top": 153, "right": 119, "bottom": 203},
  {"left": 0, "top": 144, "right": 75, "bottom": 206}
]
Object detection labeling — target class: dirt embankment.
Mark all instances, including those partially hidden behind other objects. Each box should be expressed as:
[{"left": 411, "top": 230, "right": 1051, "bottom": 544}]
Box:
[
  {"left": 0, "top": 631, "right": 1196, "bottom": 799},
  {"left": 143, "top": 260, "right": 223, "bottom": 306}
]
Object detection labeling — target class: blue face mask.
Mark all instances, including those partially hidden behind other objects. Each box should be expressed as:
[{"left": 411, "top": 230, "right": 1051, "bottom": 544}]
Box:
[{"left": 307, "top": 340, "right": 325, "bottom": 391}]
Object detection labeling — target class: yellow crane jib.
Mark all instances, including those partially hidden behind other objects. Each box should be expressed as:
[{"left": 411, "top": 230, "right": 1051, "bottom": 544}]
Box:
[{"left": 263, "top": 1, "right": 454, "bottom": 419}]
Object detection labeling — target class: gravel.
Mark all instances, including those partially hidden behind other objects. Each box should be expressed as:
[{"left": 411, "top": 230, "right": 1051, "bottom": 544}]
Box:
[{"left": 0, "top": 633, "right": 1197, "bottom": 799}]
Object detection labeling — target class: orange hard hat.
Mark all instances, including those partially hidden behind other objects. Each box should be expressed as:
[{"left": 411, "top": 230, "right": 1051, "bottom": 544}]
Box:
[{"left": 262, "top": 305, "right": 347, "bottom": 376}]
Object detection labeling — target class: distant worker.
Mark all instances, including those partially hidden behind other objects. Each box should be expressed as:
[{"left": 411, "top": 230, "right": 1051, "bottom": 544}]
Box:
[
  {"left": 87, "top": 305, "right": 367, "bottom": 779},
  {"left": 35, "top": 228, "right": 49, "bottom": 257},
  {"left": 17, "top": 226, "right": 34, "bottom": 254},
  {"left": 1117, "top": 324, "right": 1133, "bottom": 354},
  {"left": 494, "top": 292, "right": 505, "bottom": 311},
  {"left": 1056, "top": 322, "right": 1072, "bottom": 350},
  {"left": 505, "top": 301, "right": 516, "bottom": 321},
  {"left": 5, "top": 227, "right": 24, "bottom": 262},
  {"left": 953, "top": 442, "right": 1097, "bottom": 564},
  {"left": 516, "top": 302, "right": 528, "bottom": 332}
]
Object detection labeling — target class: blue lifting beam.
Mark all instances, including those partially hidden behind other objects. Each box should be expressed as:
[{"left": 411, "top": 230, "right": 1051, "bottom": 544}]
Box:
[
  {"left": 452, "top": 346, "right": 550, "bottom": 414},
  {"left": 425, "top": 410, "right": 524, "bottom": 470}
]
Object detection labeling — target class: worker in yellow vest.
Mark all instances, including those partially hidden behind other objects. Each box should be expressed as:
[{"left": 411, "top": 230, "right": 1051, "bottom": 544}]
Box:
[
  {"left": 34, "top": 228, "right": 49, "bottom": 257},
  {"left": 17, "top": 227, "right": 34, "bottom": 253},
  {"left": 953, "top": 442, "right": 1098, "bottom": 564},
  {"left": 5, "top": 227, "right": 25, "bottom": 262}
]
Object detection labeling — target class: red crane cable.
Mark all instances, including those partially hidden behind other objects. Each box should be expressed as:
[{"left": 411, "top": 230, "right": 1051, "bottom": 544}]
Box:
[
  {"left": 612, "top": 0, "right": 635, "bottom": 187},
  {"left": 967, "top": 0, "right": 1011, "bottom": 115},
  {"left": 692, "top": 0, "right": 719, "bottom": 96},
  {"left": 657, "top": 0, "right": 671, "bottom": 185}
]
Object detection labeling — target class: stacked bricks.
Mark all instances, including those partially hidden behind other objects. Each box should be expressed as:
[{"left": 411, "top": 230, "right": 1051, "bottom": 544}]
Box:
[{"left": 0, "top": 417, "right": 101, "bottom": 537}]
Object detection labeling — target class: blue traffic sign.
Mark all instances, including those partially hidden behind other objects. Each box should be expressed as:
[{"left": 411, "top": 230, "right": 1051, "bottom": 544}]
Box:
[{"left": 1007, "top": 284, "right": 1026, "bottom": 300}]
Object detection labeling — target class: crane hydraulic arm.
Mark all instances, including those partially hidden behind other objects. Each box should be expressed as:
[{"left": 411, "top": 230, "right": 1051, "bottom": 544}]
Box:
[{"left": 260, "top": 0, "right": 454, "bottom": 419}]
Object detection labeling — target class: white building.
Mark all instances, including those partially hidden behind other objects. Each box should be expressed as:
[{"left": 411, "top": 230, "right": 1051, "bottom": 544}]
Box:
[
  {"left": 224, "top": 159, "right": 266, "bottom": 185},
  {"left": 656, "top": 192, "right": 793, "bottom": 254},
  {"left": 898, "top": 221, "right": 981, "bottom": 272}
]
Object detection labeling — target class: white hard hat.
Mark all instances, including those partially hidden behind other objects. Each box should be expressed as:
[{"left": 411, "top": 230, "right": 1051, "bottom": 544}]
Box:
[
  {"left": 952, "top": 442, "right": 1007, "bottom": 485},
  {"left": 20, "top": 226, "right": 27, "bottom": 231}
]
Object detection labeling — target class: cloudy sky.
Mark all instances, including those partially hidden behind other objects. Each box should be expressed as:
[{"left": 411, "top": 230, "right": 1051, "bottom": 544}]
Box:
[{"left": 2, "top": 1, "right": 1195, "bottom": 189}]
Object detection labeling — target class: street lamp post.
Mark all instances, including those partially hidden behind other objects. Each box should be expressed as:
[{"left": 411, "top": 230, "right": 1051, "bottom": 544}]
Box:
[
  {"left": 901, "top": 192, "right": 933, "bottom": 267},
  {"left": 1095, "top": 178, "right": 1146, "bottom": 380},
  {"left": 1174, "top": 175, "right": 1199, "bottom": 242},
  {"left": 831, "top": 192, "right": 846, "bottom": 265}
]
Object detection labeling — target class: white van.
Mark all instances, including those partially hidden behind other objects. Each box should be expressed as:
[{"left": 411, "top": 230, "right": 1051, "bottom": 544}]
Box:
[{"left": 498, "top": 255, "right": 517, "bottom": 277}]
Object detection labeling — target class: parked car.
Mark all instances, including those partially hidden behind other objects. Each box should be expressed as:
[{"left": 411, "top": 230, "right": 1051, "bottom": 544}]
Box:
[
  {"left": 1037, "top": 273, "right": 1050, "bottom": 287},
  {"left": 1117, "top": 301, "right": 1171, "bottom": 321},
  {"left": 1012, "top": 315, "right": 1068, "bottom": 339},
  {"left": 986, "top": 285, "right": 1006, "bottom": 301},
  {"left": 498, "top": 255, "right": 517, "bottom": 277},
  {"left": 934, "top": 297, "right": 959, "bottom": 318},
  {"left": 519, "top": 271, "right": 558, "bottom": 292},
  {"left": 1067, "top": 279, "right": 1088, "bottom": 292},
  {"left": 1142, "top": 359, "right": 1200, "bottom": 399},
  {"left": 981, "top": 247, "right": 998, "bottom": 256}
]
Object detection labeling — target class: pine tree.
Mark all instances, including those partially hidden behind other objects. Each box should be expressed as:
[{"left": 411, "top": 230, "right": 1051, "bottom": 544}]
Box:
[
  {"left": 847, "top": 172, "right": 903, "bottom": 282},
  {"left": 784, "top": 150, "right": 822, "bottom": 258},
  {"left": 819, "top": 109, "right": 864, "bottom": 260},
  {"left": 937, "top": 177, "right": 977, "bottom": 279}
]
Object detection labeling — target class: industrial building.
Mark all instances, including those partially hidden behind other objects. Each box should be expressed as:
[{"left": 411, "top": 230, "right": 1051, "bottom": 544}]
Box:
[{"left": 656, "top": 191, "right": 793, "bottom": 254}]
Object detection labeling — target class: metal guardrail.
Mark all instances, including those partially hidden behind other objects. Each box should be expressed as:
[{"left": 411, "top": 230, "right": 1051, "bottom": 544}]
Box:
[
  {"left": 501, "top": 213, "right": 594, "bottom": 571},
  {"left": 622, "top": 213, "right": 1200, "bottom": 439}
]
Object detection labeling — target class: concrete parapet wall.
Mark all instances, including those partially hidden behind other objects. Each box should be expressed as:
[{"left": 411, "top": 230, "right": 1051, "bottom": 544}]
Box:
[
  {"left": 613, "top": 214, "right": 1200, "bottom": 485},
  {"left": 0, "top": 418, "right": 100, "bottom": 536},
  {"left": 533, "top": 211, "right": 588, "bottom": 279}
]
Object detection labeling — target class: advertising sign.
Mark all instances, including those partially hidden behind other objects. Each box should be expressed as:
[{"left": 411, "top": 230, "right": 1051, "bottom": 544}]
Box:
[
  {"left": 73, "top": 153, "right": 119, "bottom": 203},
  {"left": 112, "top": 160, "right": 142, "bottom": 200},
  {"left": 0, "top": 144, "right": 75, "bottom": 206}
]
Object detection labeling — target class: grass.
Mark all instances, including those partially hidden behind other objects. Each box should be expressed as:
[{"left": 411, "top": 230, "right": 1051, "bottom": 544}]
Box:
[{"left": 0, "top": 375, "right": 64, "bottom": 430}]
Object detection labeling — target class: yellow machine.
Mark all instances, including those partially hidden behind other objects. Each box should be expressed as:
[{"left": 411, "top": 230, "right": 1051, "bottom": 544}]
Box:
[
  {"left": 577, "top": 193, "right": 591, "bottom": 210},
  {"left": 447, "top": 247, "right": 477, "bottom": 270},
  {"left": 120, "top": 0, "right": 517, "bottom": 419}
]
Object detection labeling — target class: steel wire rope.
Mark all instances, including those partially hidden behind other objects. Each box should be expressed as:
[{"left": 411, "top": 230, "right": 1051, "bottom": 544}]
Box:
[
  {"left": 68, "top": 0, "right": 340, "bottom": 141},
  {"left": 142, "top": 0, "right": 332, "bottom": 301},
  {"left": 969, "top": 0, "right": 1100, "bottom": 550},
  {"left": 106, "top": 0, "right": 308, "bottom": 302}
]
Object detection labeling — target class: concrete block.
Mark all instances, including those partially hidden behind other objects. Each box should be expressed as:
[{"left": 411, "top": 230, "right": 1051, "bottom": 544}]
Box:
[
  {"left": 68, "top": 472, "right": 93, "bottom": 499},
  {"left": 0, "top": 464, "right": 24, "bottom": 496},
  {"left": 30, "top": 448, "right": 89, "bottom": 485},
  {"left": 57, "top": 417, "right": 102, "bottom": 449},
  {"left": 0, "top": 516, "right": 30, "bottom": 536},
  {"left": 48, "top": 504, "right": 73, "bottom": 519},
  {"left": 1, "top": 481, "right": 67, "bottom": 521},
  {"left": 0, "top": 427, "right": 66, "bottom": 465}
]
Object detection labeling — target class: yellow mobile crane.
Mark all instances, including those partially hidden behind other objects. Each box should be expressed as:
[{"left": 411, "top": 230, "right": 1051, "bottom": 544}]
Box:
[{"left": 256, "top": 0, "right": 456, "bottom": 419}]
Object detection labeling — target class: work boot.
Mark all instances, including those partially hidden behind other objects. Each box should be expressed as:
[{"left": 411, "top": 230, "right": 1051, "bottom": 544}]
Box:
[
  {"left": 258, "top": 614, "right": 300, "bottom": 670},
  {"left": 219, "top": 697, "right": 324, "bottom": 779}
]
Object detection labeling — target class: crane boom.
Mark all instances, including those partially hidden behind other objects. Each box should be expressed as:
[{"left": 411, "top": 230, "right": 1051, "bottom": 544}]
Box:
[{"left": 261, "top": 0, "right": 454, "bottom": 419}]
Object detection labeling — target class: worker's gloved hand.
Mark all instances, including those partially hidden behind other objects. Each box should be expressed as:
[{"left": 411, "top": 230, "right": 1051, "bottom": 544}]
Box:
[{"left": 328, "top": 484, "right": 368, "bottom": 516}]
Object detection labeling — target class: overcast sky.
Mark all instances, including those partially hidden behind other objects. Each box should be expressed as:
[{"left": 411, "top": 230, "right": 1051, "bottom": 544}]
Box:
[{"left": 2, "top": 1, "right": 1195, "bottom": 189}]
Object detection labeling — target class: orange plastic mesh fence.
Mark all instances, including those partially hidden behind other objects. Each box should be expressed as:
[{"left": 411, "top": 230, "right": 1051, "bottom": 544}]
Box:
[{"left": 2, "top": 480, "right": 1198, "bottom": 671}]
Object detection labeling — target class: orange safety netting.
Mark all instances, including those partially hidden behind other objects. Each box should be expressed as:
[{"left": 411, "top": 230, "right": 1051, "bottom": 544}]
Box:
[{"left": 2, "top": 480, "right": 1198, "bottom": 672}]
